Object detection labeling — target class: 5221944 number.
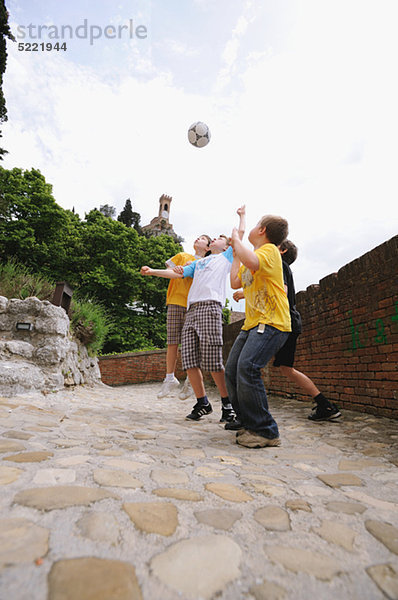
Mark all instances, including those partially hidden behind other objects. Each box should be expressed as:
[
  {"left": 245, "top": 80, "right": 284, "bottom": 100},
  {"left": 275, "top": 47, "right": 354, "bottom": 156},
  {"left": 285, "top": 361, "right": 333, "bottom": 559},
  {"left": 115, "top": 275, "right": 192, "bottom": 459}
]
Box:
[{"left": 18, "top": 42, "right": 67, "bottom": 52}]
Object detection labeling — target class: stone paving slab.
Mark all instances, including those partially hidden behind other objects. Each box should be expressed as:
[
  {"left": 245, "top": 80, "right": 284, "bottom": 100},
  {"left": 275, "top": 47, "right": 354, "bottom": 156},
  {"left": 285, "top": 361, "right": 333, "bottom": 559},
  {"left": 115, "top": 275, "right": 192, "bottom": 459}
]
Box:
[{"left": 0, "top": 383, "right": 397, "bottom": 600}]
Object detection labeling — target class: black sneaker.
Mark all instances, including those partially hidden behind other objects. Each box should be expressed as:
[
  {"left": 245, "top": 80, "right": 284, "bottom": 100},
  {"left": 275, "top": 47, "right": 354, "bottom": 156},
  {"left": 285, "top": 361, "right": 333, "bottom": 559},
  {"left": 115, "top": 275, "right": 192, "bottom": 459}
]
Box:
[
  {"left": 308, "top": 403, "right": 341, "bottom": 422},
  {"left": 186, "top": 401, "right": 213, "bottom": 421},
  {"left": 224, "top": 418, "right": 243, "bottom": 430},
  {"left": 220, "top": 404, "right": 236, "bottom": 423}
]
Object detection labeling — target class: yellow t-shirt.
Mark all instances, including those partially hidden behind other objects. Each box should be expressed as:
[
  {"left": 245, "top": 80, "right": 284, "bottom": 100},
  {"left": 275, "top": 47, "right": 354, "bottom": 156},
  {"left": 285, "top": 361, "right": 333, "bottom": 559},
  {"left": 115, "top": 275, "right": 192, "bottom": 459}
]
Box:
[
  {"left": 239, "top": 243, "right": 291, "bottom": 332},
  {"left": 166, "top": 252, "right": 195, "bottom": 307}
]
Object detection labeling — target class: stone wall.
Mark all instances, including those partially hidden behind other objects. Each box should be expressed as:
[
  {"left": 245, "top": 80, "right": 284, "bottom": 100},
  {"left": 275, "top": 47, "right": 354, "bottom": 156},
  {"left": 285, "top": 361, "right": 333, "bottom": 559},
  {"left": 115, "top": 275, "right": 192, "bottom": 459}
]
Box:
[{"left": 0, "top": 296, "right": 101, "bottom": 396}]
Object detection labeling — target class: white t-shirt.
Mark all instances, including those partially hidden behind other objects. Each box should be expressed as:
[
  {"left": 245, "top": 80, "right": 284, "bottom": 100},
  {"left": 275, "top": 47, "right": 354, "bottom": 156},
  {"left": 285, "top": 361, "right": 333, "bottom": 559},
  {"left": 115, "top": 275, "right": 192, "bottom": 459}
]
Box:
[{"left": 183, "top": 246, "right": 233, "bottom": 308}]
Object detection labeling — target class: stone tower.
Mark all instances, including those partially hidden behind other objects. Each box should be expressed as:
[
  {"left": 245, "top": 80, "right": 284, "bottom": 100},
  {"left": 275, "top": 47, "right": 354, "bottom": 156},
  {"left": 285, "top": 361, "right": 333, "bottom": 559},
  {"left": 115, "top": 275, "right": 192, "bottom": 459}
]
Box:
[
  {"left": 142, "top": 194, "right": 180, "bottom": 240},
  {"left": 158, "top": 194, "right": 172, "bottom": 220}
]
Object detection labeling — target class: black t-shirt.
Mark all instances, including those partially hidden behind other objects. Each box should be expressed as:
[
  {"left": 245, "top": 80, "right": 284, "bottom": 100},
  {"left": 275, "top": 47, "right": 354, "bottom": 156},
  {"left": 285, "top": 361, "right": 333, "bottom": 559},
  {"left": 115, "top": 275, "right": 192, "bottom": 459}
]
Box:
[{"left": 282, "top": 261, "right": 302, "bottom": 334}]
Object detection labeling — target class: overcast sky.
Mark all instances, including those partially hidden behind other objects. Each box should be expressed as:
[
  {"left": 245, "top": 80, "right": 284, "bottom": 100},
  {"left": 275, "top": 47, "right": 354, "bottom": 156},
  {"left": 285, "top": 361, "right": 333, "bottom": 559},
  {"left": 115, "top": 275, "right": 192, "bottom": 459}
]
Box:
[{"left": 3, "top": 0, "right": 398, "bottom": 310}]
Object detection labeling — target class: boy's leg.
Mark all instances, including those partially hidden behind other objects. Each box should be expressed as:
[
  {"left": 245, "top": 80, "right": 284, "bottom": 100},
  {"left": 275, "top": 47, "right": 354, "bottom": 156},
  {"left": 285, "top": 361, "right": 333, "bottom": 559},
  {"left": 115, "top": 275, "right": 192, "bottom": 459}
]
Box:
[
  {"left": 158, "top": 342, "right": 180, "bottom": 398},
  {"left": 210, "top": 370, "right": 228, "bottom": 398},
  {"left": 211, "top": 369, "right": 236, "bottom": 423},
  {"left": 158, "top": 306, "right": 185, "bottom": 398},
  {"left": 167, "top": 307, "right": 194, "bottom": 400},
  {"left": 280, "top": 366, "right": 320, "bottom": 396},
  {"left": 225, "top": 330, "right": 248, "bottom": 422},
  {"left": 274, "top": 335, "right": 341, "bottom": 421},
  {"left": 187, "top": 367, "right": 206, "bottom": 398},
  {"left": 182, "top": 306, "right": 213, "bottom": 420},
  {"left": 166, "top": 344, "right": 179, "bottom": 375},
  {"left": 236, "top": 325, "right": 289, "bottom": 440},
  {"left": 198, "top": 302, "right": 235, "bottom": 422},
  {"left": 281, "top": 367, "right": 341, "bottom": 420},
  {"left": 185, "top": 367, "right": 212, "bottom": 420}
]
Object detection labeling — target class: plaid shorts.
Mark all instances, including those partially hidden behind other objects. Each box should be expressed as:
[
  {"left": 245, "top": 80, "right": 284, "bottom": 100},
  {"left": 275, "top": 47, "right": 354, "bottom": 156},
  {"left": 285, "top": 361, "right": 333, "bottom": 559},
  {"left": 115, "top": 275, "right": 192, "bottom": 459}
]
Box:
[
  {"left": 181, "top": 301, "right": 224, "bottom": 372},
  {"left": 167, "top": 304, "right": 187, "bottom": 345}
]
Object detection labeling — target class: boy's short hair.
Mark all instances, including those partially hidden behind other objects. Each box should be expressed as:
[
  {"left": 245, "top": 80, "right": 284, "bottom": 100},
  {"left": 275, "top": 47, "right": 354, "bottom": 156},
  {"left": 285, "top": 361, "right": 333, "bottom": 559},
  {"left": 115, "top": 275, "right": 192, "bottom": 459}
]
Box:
[
  {"left": 280, "top": 239, "right": 298, "bottom": 265},
  {"left": 199, "top": 234, "right": 212, "bottom": 256},
  {"left": 259, "top": 215, "right": 288, "bottom": 246},
  {"left": 219, "top": 234, "right": 231, "bottom": 248}
]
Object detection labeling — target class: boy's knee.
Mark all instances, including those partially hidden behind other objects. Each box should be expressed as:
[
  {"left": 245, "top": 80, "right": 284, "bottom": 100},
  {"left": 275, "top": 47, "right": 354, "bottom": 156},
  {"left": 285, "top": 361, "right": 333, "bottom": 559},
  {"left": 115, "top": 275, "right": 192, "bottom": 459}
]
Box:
[{"left": 238, "top": 355, "right": 255, "bottom": 372}]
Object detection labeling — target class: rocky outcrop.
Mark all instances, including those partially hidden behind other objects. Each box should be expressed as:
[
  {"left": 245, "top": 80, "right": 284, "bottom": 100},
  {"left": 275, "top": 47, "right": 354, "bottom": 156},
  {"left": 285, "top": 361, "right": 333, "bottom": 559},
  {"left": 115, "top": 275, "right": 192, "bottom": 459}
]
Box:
[{"left": 0, "top": 296, "right": 101, "bottom": 396}]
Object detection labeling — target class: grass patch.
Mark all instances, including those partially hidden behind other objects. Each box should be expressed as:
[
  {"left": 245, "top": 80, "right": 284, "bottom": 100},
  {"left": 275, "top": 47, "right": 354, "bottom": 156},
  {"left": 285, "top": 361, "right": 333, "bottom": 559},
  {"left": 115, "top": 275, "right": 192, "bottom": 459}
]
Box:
[
  {"left": 99, "top": 346, "right": 164, "bottom": 357},
  {"left": 0, "top": 258, "right": 54, "bottom": 300}
]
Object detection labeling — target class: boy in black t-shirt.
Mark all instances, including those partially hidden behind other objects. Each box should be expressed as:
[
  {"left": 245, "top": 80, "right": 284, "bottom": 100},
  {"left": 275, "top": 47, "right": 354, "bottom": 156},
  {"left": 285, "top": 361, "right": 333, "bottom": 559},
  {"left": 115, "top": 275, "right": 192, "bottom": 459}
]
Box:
[
  {"left": 233, "top": 240, "right": 341, "bottom": 421},
  {"left": 274, "top": 240, "right": 341, "bottom": 421}
]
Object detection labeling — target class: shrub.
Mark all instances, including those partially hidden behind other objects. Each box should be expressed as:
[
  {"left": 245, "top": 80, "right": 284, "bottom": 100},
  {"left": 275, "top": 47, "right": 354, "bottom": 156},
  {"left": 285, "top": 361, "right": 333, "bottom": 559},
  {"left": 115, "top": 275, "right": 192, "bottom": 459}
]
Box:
[
  {"left": 69, "top": 297, "right": 113, "bottom": 356},
  {"left": 222, "top": 298, "right": 231, "bottom": 325}
]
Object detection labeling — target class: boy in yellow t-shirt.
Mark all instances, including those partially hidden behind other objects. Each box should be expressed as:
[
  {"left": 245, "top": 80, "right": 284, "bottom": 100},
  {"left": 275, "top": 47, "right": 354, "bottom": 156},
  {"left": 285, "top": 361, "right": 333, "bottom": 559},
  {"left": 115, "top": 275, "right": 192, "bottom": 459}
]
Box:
[
  {"left": 225, "top": 214, "right": 291, "bottom": 448},
  {"left": 158, "top": 235, "right": 211, "bottom": 399}
]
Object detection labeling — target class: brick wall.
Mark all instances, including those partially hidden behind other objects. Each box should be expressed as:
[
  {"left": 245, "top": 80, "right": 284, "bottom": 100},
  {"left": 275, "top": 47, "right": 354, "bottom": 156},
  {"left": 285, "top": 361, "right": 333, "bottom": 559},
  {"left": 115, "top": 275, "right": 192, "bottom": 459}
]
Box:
[
  {"left": 99, "top": 350, "right": 213, "bottom": 386},
  {"left": 99, "top": 236, "right": 398, "bottom": 419},
  {"left": 99, "top": 350, "right": 175, "bottom": 386},
  {"left": 263, "top": 235, "right": 398, "bottom": 419}
]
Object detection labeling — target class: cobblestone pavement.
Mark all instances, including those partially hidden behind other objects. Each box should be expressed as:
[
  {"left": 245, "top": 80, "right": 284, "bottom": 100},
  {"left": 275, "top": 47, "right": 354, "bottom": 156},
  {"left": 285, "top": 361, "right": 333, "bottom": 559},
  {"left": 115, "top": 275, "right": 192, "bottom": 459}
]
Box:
[{"left": 0, "top": 382, "right": 398, "bottom": 600}]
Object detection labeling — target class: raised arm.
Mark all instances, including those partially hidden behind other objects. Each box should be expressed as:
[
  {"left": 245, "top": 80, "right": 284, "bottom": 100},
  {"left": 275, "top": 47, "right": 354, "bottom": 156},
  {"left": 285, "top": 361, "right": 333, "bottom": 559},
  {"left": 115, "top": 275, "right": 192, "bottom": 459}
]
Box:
[
  {"left": 140, "top": 266, "right": 182, "bottom": 279},
  {"left": 230, "top": 256, "right": 242, "bottom": 289},
  {"left": 230, "top": 227, "right": 259, "bottom": 271},
  {"left": 237, "top": 205, "right": 246, "bottom": 240}
]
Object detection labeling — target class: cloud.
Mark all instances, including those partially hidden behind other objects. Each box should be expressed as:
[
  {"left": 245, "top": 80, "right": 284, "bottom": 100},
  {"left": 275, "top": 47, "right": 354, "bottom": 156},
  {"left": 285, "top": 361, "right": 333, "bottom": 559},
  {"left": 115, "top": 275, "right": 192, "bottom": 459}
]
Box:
[
  {"left": 3, "top": 0, "right": 397, "bottom": 295},
  {"left": 214, "top": 0, "right": 257, "bottom": 92},
  {"left": 160, "top": 38, "right": 200, "bottom": 58}
]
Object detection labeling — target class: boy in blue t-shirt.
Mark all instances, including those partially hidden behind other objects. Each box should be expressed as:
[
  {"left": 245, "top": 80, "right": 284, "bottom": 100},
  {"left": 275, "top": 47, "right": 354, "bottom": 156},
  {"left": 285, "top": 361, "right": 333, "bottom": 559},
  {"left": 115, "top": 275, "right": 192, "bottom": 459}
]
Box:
[{"left": 141, "top": 206, "right": 245, "bottom": 422}]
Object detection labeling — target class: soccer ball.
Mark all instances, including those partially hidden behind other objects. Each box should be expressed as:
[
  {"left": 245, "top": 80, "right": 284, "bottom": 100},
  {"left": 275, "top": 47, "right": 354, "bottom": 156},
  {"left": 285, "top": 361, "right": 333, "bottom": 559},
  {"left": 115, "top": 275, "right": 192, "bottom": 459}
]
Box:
[{"left": 188, "top": 121, "right": 211, "bottom": 148}]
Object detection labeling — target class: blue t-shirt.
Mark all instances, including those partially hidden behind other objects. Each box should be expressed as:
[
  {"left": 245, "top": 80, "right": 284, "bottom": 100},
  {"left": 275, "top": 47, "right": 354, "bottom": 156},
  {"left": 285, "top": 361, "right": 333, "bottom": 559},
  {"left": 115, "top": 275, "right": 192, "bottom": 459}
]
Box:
[{"left": 183, "top": 246, "right": 233, "bottom": 308}]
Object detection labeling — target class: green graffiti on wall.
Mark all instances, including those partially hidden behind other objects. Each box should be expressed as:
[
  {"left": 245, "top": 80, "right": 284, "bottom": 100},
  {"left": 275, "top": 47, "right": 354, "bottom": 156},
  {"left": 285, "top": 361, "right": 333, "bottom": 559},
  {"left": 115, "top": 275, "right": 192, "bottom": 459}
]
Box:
[{"left": 348, "top": 301, "right": 398, "bottom": 350}]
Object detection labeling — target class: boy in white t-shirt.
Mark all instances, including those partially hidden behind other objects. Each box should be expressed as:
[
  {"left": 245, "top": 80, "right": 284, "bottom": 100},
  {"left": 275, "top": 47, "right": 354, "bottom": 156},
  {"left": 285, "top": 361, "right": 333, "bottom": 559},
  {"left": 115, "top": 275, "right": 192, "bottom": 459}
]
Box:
[{"left": 140, "top": 206, "right": 245, "bottom": 422}]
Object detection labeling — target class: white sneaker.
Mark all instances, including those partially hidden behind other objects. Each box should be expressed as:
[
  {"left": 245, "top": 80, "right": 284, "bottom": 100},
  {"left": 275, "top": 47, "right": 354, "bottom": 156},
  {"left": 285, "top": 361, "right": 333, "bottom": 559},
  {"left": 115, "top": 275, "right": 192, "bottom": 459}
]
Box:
[
  {"left": 179, "top": 378, "right": 194, "bottom": 400},
  {"left": 157, "top": 377, "right": 180, "bottom": 398}
]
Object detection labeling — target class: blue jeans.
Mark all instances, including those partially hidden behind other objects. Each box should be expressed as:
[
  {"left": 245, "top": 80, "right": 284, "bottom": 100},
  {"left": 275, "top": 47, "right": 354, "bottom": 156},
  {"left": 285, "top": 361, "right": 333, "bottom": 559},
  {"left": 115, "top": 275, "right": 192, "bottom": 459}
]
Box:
[{"left": 225, "top": 325, "right": 289, "bottom": 439}]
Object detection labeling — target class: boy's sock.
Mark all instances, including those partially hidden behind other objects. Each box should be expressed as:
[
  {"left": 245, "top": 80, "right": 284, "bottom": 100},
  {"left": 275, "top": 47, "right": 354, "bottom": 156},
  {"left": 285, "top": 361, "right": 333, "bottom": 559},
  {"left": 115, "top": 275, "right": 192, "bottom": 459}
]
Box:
[
  {"left": 196, "top": 396, "right": 209, "bottom": 406},
  {"left": 314, "top": 393, "right": 331, "bottom": 407},
  {"left": 220, "top": 396, "right": 236, "bottom": 423},
  {"left": 165, "top": 373, "right": 176, "bottom": 382},
  {"left": 221, "top": 396, "right": 232, "bottom": 409}
]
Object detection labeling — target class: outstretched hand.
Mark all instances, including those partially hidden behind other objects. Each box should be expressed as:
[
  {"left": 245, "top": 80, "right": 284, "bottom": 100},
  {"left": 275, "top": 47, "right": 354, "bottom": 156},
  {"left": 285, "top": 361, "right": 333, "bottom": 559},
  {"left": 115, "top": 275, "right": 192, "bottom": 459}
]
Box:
[
  {"left": 237, "top": 204, "right": 246, "bottom": 217},
  {"left": 140, "top": 266, "right": 152, "bottom": 276}
]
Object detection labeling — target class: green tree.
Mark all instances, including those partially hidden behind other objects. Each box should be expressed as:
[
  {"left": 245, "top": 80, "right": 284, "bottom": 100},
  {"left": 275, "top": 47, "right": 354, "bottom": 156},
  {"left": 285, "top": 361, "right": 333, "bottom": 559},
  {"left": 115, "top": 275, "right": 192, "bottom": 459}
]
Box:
[
  {"left": 117, "top": 198, "right": 142, "bottom": 234},
  {"left": 0, "top": 166, "right": 183, "bottom": 352},
  {"left": 0, "top": 167, "right": 81, "bottom": 278},
  {"left": 0, "top": 1, "right": 15, "bottom": 159},
  {"left": 99, "top": 204, "right": 116, "bottom": 219},
  {"left": 77, "top": 209, "right": 181, "bottom": 352}
]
